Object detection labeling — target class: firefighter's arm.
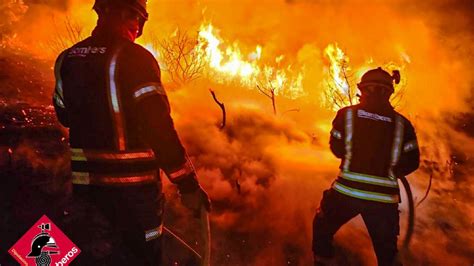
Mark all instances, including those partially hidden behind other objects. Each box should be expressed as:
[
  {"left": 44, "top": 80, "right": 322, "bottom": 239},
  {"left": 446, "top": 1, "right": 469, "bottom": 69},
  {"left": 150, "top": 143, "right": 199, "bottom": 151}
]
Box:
[
  {"left": 135, "top": 89, "right": 211, "bottom": 212},
  {"left": 131, "top": 54, "right": 210, "bottom": 212},
  {"left": 136, "top": 90, "right": 198, "bottom": 189},
  {"left": 329, "top": 109, "right": 345, "bottom": 158},
  {"left": 394, "top": 120, "right": 420, "bottom": 177},
  {"left": 52, "top": 51, "right": 69, "bottom": 127}
]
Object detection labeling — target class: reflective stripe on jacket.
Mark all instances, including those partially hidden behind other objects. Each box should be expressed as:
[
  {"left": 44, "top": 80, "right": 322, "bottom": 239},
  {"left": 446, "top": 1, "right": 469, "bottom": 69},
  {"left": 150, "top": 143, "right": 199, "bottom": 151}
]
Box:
[
  {"left": 70, "top": 148, "right": 158, "bottom": 185},
  {"left": 329, "top": 104, "right": 420, "bottom": 203}
]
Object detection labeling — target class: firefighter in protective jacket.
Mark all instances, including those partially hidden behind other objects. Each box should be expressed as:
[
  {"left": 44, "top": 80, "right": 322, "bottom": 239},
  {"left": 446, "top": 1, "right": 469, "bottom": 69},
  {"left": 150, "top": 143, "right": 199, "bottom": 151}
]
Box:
[
  {"left": 52, "top": 0, "right": 210, "bottom": 264},
  {"left": 312, "top": 67, "right": 420, "bottom": 266}
]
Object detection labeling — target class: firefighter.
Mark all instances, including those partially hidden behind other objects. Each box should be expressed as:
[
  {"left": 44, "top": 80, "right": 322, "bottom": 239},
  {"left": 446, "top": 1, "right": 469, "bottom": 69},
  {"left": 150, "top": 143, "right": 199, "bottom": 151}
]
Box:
[
  {"left": 312, "top": 67, "right": 420, "bottom": 266},
  {"left": 52, "top": 0, "right": 211, "bottom": 264}
]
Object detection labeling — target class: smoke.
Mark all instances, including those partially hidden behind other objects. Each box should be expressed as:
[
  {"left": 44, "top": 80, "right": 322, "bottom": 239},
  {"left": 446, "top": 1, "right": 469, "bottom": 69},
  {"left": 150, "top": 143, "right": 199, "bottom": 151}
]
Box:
[
  {"left": 0, "top": 0, "right": 28, "bottom": 44},
  {"left": 4, "top": 0, "right": 474, "bottom": 265},
  {"left": 6, "top": 0, "right": 95, "bottom": 57},
  {"left": 160, "top": 86, "right": 336, "bottom": 264}
]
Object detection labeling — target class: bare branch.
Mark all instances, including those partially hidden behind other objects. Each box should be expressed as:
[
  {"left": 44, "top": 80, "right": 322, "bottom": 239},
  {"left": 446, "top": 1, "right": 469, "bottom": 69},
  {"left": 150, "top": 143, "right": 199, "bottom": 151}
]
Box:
[
  {"left": 256, "top": 85, "right": 272, "bottom": 98},
  {"left": 282, "top": 108, "right": 300, "bottom": 115},
  {"left": 416, "top": 161, "right": 434, "bottom": 208},
  {"left": 209, "top": 89, "right": 226, "bottom": 129},
  {"left": 341, "top": 63, "right": 353, "bottom": 105},
  {"left": 416, "top": 172, "right": 432, "bottom": 208},
  {"left": 47, "top": 15, "right": 85, "bottom": 54},
  {"left": 271, "top": 89, "right": 277, "bottom": 115},
  {"left": 158, "top": 29, "right": 204, "bottom": 86},
  {"left": 256, "top": 84, "right": 277, "bottom": 115}
]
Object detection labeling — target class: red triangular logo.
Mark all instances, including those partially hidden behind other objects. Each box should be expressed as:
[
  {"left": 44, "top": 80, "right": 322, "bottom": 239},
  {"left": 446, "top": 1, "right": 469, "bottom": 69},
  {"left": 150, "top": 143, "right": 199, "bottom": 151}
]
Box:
[{"left": 9, "top": 215, "right": 81, "bottom": 266}]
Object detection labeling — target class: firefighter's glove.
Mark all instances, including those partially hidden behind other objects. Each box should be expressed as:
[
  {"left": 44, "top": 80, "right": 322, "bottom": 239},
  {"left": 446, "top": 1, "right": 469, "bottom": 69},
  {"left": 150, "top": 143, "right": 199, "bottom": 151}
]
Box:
[{"left": 180, "top": 184, "right": 211, "bottom": 217}]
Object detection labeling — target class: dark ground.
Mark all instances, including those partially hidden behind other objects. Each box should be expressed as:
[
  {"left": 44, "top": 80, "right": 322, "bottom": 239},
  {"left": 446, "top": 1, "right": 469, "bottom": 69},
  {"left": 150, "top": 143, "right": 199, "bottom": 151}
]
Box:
[{"left": 0, "top": 104, "right": 203, "bottom": 266}]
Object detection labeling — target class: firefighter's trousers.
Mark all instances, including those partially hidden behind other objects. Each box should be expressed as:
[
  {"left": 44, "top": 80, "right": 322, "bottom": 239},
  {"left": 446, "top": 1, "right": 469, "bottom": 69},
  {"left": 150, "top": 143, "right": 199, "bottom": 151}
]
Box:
[
  {"left": 64, "top": 183, "right": 164, "bottom": 266},
  {"left": 312, "top": 189, "right": 400, "bottom": 266}
]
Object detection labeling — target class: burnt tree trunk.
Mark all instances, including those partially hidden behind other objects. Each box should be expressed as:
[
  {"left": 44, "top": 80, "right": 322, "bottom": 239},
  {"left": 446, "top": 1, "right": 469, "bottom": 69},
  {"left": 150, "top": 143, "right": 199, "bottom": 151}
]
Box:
[{"left": 209, "top": 89, "right": 226, "bottom": 129}]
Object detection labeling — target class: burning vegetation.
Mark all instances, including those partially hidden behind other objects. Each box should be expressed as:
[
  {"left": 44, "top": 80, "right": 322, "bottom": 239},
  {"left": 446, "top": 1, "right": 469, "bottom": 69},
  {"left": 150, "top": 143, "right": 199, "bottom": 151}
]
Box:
[{"left": 1, "top": 0, "right": 474, "bottom": 265}]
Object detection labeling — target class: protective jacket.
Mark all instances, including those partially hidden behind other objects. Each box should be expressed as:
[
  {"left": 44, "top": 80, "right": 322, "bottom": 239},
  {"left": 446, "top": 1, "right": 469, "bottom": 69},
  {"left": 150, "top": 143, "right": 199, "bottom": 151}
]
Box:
[
  {"left": 52, "top": 28, "right": 198, "bottom": 191},
  {"left": 329, "top": 103, "right": 419, "bottom": 203}
]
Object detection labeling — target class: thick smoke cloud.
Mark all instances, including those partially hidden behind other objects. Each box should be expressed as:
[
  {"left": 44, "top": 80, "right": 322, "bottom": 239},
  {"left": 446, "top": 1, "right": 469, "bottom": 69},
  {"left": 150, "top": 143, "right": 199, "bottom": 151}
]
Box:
[{"left": 163, "top": 88, "right": 338, "bottom": 264}]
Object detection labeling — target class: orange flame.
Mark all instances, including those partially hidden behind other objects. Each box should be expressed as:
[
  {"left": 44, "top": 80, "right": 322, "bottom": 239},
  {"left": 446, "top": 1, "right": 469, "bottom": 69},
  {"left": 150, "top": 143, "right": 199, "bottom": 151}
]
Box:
[
  {"left": 195, "top": 23, "right": 305, "bottom": 99},
  {"left": 323, "top": 42, "right": 409, "bottom": 110}
]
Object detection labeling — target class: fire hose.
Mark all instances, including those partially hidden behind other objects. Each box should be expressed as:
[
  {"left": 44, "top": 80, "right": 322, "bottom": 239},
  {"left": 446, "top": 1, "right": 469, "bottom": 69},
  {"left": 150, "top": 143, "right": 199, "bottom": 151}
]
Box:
[
  {"left": 200, "top": 206, "right": 211, "bottom": 266},
  {"left": 164, "top": 206, "right": 211, "bottom": 266},
  {"left": 399, "top": 176, "right": 414, "bottom": 259}
]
